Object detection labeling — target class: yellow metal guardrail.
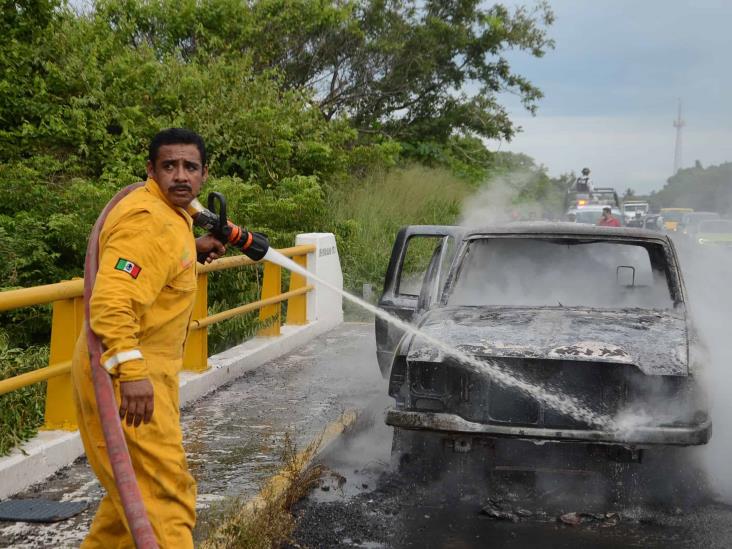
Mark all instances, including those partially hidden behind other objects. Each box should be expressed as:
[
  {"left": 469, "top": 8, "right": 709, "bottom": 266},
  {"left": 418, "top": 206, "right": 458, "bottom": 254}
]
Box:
[{"left": 0, "top": 244, "right": 315, "bottom": 430}]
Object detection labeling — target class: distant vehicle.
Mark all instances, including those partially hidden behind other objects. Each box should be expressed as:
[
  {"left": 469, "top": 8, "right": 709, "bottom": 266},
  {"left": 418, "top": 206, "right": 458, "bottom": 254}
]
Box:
[
  {"left": 565, "top": 182, "right": 619, "bottom": 211},
  {"left": 678, "top": 212, "right": 720, "bottom": 239},
  {"left": 642, "top": 214, "right": 665, "bottom": 232},
  {"left": 377, "top": 223, "right": 710, "bottom": 470},
  {"left": 592, "top": 187, "right": 621, "bottom": 208},
  {"left": 567, "top": 205, "right": 625, "bottom": 226},
  {"left": 626, "top": 213, "right": 645, "bottom": 228},
  {"left": 660, "top": 208, "right": 694, "bottom": 232},
  {"left": 566, "top": 188, "right": 592, "bottom": 210},
  {"left": 694, "top": 219, "right": 732, "bottom": 248},
  {"left": 622, "top": 201, "right": 649, "bottom": 222}
]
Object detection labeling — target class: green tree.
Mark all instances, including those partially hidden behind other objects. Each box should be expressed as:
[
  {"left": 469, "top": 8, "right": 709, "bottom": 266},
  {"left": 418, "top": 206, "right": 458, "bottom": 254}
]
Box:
[
  {"left": 89, "top": 0, "right": 554, "bottom": 143},
  {"left": 319, "top": 0, "right": 555, "bottom": 143},
  {"left": 652, "top": 162, "right": 732, "bottom": 213},
  {"left": 0, "top": 0, "right": 62, "bottom": 160}
]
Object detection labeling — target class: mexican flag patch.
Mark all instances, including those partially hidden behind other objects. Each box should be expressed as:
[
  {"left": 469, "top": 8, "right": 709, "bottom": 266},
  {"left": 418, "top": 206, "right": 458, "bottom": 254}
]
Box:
[{"left": 114, "top": 258, "right": 142, "bottom": 279}]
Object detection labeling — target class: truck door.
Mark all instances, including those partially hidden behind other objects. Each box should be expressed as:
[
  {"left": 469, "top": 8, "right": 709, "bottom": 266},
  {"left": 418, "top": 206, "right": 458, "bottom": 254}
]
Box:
[{"left": 375, "top": 226, "right": 462, "bottom": 377}]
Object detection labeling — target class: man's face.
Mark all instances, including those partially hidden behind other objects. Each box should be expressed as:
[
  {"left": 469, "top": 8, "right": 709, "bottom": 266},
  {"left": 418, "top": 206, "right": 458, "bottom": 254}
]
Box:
[
  {"left": 603, "top": 209, "right": 611, "bottom": 219},
  {"left": 146, "top": 144, "right": 208, "bottom": 208}
]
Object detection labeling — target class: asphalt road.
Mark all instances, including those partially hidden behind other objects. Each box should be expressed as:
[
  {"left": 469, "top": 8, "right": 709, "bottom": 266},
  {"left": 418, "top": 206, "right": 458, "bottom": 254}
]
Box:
[
  {"left": 0, "top": 322, "right": 384, "bottom": 548},
  {"left": 290, "top": 405, "right": 732, "bottom": 548}
]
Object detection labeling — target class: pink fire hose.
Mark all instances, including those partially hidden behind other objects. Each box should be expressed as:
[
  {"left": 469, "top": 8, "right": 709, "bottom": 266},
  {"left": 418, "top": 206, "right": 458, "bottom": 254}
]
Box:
[{"left": 83, "top": 182, "right": 158, "bottom": 548}]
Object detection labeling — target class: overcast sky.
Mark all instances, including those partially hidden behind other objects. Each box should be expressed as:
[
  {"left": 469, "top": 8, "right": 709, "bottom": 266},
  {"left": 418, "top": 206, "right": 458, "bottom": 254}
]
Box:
[{"left": 491, "top": 0, "right": 732, "bottom": 194}]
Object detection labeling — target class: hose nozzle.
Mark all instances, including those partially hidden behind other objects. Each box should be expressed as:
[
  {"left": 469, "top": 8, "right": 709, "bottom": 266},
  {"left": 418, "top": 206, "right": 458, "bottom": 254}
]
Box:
[{"left": 188, "top": 195, "right": 269, "bottom": 261}]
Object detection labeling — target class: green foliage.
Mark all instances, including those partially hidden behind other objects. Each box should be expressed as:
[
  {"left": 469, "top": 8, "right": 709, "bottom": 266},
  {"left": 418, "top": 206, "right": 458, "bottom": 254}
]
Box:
[
  {"left": 651, "top": 162, "right": 732, "bottom": 213},
  {"left": 238, "top": 0, "right": 556, "bottom": 143},
  {"left": 0, "top": 0, "right": 555, "bottom": 453},
  {"left": 0, "top": 332, "right": 49, "bottom": 456},
  {"left": 399, "top": 137, "right": 559, "bottom": 188},
  {"left": 513, "top": 170, "right": 568, "bottom": 218},
  {"left": 206, "top": 268, "right": 263, "bottom": 355},
  {"left": 330, "top": 165, "right": 473, "bottom": 294},
  {"left": 67, "top": 0, "right": 553, "bottom": 145}
]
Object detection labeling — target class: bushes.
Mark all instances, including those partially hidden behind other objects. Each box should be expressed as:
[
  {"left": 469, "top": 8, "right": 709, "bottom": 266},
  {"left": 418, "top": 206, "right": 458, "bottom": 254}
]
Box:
[
  {"left": 0, "top": 333, "right": 49, "bottom": 455},
  {"left": 0, "top": 0, "right": 558, "bottom": 454},
  {"left": 329, "top": 164, "right": 474, "bottom": 295}
]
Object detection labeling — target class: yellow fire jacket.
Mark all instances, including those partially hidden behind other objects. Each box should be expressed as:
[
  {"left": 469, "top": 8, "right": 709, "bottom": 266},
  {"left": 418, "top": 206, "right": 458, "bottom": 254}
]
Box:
[
  {"left": 72, "top": 177, "right": 199, "bottom": 546},
  {"left": 87, "top": 178, "right": 197, "bottom": 381}
]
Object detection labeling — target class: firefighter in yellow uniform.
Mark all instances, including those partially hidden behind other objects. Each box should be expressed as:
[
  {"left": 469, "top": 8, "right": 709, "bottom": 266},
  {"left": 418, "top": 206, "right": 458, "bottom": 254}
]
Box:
[{"left": 72, "top": 129, "right": 224, "bottom": 548}]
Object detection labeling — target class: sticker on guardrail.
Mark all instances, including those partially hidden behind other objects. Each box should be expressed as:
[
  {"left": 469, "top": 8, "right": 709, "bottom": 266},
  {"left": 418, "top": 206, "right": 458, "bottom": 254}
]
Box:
[{"left": 318, "top": 246, "right": 338, "bottom": 258}]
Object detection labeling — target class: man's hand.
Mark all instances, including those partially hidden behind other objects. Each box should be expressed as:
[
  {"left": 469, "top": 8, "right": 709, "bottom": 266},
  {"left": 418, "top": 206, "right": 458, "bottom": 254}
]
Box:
[
  {"left": 119, "top": 379, "right": 154, "bottom": 427},
  {"left": 196, "top": 234, "right": 227, "bottom": 264}
]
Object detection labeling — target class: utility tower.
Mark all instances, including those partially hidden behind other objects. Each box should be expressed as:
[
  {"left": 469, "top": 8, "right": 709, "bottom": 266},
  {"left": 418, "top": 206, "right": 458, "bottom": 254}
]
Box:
[{"left": 673, "top": 99, "right": 685, "bottom": 174}]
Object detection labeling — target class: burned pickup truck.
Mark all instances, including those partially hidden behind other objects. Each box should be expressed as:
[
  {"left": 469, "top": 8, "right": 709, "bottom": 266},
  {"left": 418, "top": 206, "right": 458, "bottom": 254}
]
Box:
[{"left": 376, "top": 223, "right": 711, "bottom": 461}]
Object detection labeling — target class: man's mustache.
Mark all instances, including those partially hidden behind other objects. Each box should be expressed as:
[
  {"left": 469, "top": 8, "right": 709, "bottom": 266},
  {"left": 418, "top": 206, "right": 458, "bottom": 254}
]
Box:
[{"left": 170, "top": 185, "right": 192, "bottom": 192}]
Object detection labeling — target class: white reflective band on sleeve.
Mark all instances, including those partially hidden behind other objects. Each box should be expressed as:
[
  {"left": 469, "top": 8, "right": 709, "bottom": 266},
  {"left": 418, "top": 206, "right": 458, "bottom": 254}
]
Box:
[{"left": 103, "top": 349, "right": 143, "bottom": 372}]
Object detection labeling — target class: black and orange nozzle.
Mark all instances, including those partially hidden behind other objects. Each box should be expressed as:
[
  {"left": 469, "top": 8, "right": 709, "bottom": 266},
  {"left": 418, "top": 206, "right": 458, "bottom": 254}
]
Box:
[{"left": 188, "top": 192, "right": 269, "bottom": 261}]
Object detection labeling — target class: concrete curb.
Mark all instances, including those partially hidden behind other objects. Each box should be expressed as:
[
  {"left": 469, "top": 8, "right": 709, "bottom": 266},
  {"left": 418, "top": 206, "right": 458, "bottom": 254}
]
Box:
[
  {"left": 244, "top": 408, "right": 358, "bottom": 515},
  {"left": 0, "top": 319, "right": 341, "bottom": 501},
  {"left": 203, "top": 408, "right": 358, "bottom": 544}
]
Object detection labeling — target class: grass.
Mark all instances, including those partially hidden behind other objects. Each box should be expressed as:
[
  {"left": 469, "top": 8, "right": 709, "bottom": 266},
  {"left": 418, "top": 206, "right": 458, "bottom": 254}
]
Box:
[
  {"left": 329, "top": 164, "right": 474, "bottom": 298},
  {"left": 200, "top": 432, "right": 325, "bottom": 549},
  {"left": 0, "top": 335, "right": 49, "bottom": 455},
  {"left": 201, "top": 410, "right": 357, "bottom": 548}
]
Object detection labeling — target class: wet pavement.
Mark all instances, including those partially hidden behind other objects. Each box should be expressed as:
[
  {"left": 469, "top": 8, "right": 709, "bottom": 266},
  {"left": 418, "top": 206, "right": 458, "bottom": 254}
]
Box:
[
  {"left": 291, "top": 409, "right": 732, "bottom": 548},
  {"left": 0, "top": 322, "right": 384, "bottom": 548}
]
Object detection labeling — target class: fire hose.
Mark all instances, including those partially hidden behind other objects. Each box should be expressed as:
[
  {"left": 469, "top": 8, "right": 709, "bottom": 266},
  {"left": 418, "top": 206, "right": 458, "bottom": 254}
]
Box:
[
  {"left": 84, "top": 184, "right": 268, "bottom": 548},
  {"left": 84, "top": 181, "right": 157, "bottom": 548}
]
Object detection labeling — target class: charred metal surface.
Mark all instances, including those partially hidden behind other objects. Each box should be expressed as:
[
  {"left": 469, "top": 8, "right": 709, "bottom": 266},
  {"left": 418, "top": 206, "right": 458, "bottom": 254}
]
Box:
[
  {"left": 385, "top": 410, "right": 712, "bottom": 447},
  {"left": 390, "top": 354, "right": 708, "bottom": 445},
  {"left": 381, "top": 222, "right": 707, "bottom": 450},
  {"left": 465, "top": 221, "right": 677, "bottom": 239},
  {"left": 407, "top": 306, "right": 688, "bottom": 376}
]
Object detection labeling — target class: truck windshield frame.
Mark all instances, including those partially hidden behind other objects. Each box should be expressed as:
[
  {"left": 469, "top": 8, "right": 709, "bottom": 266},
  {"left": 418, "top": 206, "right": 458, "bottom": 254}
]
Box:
[{"left": 444, "top": 236, "right": 678, "bottom": 309}]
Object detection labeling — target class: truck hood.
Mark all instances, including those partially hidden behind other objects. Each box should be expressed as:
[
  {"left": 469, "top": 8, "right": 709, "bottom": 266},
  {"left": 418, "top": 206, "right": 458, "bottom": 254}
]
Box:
[{"left": 406, "top": 306, "right": 688, "bottom": 376}]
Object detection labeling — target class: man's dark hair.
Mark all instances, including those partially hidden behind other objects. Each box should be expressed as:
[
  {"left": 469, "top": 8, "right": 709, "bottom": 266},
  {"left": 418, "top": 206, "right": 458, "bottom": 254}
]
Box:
[{"left": 149, "top": 128, "right": 206, "bottom": 166}]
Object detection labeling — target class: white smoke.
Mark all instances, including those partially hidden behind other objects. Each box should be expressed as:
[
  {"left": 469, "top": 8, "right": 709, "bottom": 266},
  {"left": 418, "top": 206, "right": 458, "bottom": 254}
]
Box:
[
  {"left": 459, "top": 173, "right": 548, "bottom": 227},
  {"left": 679, "top": 242, "right": 732, "bottom": 500},
  {"left": 455, "top": 175, "right": 730, "bottom": 496}
]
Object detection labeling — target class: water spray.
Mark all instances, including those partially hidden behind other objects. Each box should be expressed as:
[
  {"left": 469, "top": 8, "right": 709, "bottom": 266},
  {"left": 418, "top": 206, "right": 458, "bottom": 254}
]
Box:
[
  {"left": 262, "top": 248, "right": 617, "bottom": 430},
  {"left": 189, "top": 189, "right": 616, "bottom": 430}
]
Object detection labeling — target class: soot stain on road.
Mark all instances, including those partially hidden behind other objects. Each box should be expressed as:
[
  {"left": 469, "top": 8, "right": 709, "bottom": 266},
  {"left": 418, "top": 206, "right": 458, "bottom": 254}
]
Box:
[{"left": 290, "top": 398, "right": 732, "bottom": 549}]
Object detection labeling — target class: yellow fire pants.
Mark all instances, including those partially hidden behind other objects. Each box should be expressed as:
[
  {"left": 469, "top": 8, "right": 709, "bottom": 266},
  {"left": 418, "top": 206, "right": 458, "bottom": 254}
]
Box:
[{"left": 72, "top": 345, "right": 196, "bottom": 548}]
